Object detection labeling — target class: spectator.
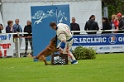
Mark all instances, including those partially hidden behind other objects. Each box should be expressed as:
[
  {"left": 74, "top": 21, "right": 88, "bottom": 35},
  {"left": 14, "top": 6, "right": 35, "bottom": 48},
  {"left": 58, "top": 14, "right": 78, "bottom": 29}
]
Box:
[
  {"left": 13, "top": 19, "right": 22, "bottom": 57},
  {"left": 101, "top": 17, "right": 112, "bottom": 34},
  {"left": 111, "top": 15, "right": 119, "bottom": 33},
  {"left": 24, "top": 20, "right": 33, "bottom": 57},
  {"left": 13, "top": 19, "right": 22, "bottom": 35},
  {"left": 84, "top": 15, "right": 99, "bottom": 34},
  {"left": 70, "top": 17, "right": 80, "bottom": 35},
  {"left": 6, "top": 20, "right": 14, "bottom": 33},
  {"left": 0, "top": 24, "right": 3, "bottom": 33},
  {"left": 117, "top": 13, "right": 124, "bottom": 33}
]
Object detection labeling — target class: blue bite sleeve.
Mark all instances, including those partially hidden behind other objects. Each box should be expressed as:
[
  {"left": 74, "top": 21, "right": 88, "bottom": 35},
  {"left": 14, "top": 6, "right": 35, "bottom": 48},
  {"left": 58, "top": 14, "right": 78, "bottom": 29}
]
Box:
[{"left": 60, "top": 42, "right": 66, "bottom": 49}]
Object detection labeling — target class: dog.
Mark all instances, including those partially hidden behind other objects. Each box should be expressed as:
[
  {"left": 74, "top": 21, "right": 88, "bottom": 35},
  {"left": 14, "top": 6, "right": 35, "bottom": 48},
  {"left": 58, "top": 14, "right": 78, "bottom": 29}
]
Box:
[{"left": 34, "top": 36, "right": 58, "bottom": 65}]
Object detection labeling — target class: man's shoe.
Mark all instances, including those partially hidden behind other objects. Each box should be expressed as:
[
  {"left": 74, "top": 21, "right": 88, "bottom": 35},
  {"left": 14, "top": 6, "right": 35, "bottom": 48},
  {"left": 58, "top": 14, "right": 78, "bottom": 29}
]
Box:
[{"left": 71, "top": 60, "right": 78, "bottom": 64}]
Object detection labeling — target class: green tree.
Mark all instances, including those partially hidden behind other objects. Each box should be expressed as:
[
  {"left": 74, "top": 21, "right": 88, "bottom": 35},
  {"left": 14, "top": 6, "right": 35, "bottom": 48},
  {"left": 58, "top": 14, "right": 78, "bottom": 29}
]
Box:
[{"left": 102, "top": 0, "right": 124, "bottom": 18}]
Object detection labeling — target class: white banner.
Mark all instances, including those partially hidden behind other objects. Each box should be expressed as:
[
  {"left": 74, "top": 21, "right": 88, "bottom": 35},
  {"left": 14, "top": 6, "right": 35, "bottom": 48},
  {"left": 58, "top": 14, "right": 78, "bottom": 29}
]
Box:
[
  {"left": 72, "top": 45, "right": 124, "bottom": 53},
  {"left": 0, "top": 34, "right": 14, "bottom": 57},
  {"left": 72, "top": 34, "right": 124, "bottom": 53}
]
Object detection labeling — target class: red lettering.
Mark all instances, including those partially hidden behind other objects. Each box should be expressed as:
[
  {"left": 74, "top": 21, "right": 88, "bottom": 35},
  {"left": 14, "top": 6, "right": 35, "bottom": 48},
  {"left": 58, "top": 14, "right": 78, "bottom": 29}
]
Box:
[
  {"left": 3, "top": 44, "right": 5, "bottom": 48},
  {"left": 0, "top": 50, "right": 2, "bottom": 57},
  {"left": 0, "top": 43, "right": 11, "bottom": 49},
  {"left": 4, "top": 50, "right": 7, "bottom": 57}
]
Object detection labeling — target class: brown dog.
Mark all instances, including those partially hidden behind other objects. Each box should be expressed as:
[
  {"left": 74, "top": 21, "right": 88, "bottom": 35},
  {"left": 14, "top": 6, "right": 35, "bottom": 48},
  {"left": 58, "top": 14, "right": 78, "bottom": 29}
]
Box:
[{"left": 35, "top": 36, "right": 58, "bottom": 65}]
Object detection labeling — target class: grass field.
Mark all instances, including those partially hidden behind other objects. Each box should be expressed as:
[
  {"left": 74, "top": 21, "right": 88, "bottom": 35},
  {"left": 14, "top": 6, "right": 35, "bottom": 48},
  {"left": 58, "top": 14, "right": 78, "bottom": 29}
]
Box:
[{"left": 0, "top": 53, "right": 124, "bottom": 82}]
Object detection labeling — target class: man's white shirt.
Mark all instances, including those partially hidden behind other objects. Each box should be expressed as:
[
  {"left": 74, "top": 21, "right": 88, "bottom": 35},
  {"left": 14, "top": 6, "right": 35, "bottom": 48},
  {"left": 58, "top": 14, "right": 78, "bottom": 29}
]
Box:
[{"left": 56, "top": 23, "right": 72, "bottom": 42}]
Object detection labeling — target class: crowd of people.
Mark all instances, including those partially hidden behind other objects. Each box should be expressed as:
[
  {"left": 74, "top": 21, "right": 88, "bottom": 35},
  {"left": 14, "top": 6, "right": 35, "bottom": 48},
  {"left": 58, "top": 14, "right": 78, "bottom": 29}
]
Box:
[
  {"left": 0, "top": 19, "right": 33, "bottom": 57},
  {"left": 70, "top": 13, "right": 124, "bottom": 35},
  {"left": 0, "top": 13, "right": 124, "bottom": 57}
]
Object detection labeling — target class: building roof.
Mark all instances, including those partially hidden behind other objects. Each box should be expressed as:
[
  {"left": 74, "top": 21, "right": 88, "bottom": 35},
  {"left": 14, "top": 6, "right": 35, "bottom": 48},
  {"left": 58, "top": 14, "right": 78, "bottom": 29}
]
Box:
[{"left": 0, "top": 0, "right": 101, "bottom": 3}]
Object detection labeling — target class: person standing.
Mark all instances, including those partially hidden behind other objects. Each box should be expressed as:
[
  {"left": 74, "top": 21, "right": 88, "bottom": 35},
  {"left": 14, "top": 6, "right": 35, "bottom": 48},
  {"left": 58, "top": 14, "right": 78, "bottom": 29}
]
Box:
[
  {"left": 13, "top": 19, "right": 22, "bottom": 36},
  {"left": 13, "top": 19, "right": 22, "bottom": 32},
  {"left": 0, "top": 24, "right": 3, "bottom": 33},
  {"left": 24, "top": 20, "right": 33, "bottom": 57},
  {"left": 84, "top": 15, "right": 99, "bottom": 34},
  {"left": 101, "top": 17, "right": 112, "bottom": 34},
  {"left": 70, "top": 17, "right": 80, "bottom": 35},
  {"left": 50, "top": 22, "right": 78, "bottom": 64},
  {"left": 111, "top": 15, "right": 119, "bottom": 30},
  {"left": 117, "top": 13, "right": 124, "bottom": 33},
  {"left": 6, "top": 20, "right": 15, "bottom": 33},
  {"left": 13, "top": 19, "right": 22, "bottom": 57}
]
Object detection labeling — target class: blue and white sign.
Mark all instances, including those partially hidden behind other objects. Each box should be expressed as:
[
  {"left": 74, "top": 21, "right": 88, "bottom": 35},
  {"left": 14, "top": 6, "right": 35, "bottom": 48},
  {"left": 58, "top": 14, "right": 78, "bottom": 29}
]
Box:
[
  {"left": 72, "top": 34, "right": 124, "bottom": 53},
  {"left": 31, "top": 5, "right": 70, "bottom": 61},
  {"left": 56, "top": 5, "right": 70, "bottom": 26},
  {"left": 73, "top": 34, "right": 124, "bottom": 46}
]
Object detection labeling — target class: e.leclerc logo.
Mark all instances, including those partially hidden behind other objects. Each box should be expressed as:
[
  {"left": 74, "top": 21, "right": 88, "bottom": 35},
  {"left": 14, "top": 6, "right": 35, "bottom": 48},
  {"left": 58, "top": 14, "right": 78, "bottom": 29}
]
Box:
[{"left": 108, "top": 35, "right": 117, "bottom": 44}]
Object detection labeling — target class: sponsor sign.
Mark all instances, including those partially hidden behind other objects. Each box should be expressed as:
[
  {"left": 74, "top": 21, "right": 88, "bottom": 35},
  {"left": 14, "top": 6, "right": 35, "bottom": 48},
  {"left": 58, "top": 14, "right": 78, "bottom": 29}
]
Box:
[
  {"left": 0, "top": 34, "right": 14, "bottom": 57},
  {"left": 72, "top": 34, "right": 124, "bottom": 53},
  {"left": 73, "top": 34, "right": 124, "bottom": 46},
  {"left": 31, "top": 5, "right": 70, "bottom": 61}
]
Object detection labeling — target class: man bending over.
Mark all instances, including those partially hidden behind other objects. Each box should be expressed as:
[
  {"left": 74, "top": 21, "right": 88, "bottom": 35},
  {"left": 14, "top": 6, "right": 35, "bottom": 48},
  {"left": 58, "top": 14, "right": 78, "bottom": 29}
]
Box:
[{"left": 50, "top": 22, "right": 78, "bottom": 64}]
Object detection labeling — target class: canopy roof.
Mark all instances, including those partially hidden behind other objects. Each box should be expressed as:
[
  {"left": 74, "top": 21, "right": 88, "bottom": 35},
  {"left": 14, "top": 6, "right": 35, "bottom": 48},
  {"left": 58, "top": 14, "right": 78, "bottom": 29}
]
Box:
[{"left": 0, "top": 0, "right": 101, "bottom": 3}]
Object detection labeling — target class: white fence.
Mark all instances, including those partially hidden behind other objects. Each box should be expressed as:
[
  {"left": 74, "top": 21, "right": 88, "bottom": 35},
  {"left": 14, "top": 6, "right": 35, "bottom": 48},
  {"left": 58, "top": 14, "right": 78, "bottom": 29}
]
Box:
[{"left": 0, "top": 30, "right": 124, "bottom": 58}]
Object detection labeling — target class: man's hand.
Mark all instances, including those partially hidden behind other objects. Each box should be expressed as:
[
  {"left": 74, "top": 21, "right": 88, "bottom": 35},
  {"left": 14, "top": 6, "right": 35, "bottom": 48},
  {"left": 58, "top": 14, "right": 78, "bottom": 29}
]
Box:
[
  {"left": 57, "top": 41, "right": 66, "bottom": 54},
  {"left": 58, "top": 48, "right": 63, "bottom": 54}
]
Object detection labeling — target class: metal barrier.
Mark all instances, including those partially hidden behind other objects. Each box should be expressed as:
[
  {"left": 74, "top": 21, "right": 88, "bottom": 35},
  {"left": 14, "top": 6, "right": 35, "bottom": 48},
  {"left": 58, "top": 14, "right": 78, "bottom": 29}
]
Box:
[
  {"left": 71, "top": 29, "right": 124, "bottom": 35},
  {"left": 13, "top": 33, "right": 32, "bottom": 58},
  {"left": 0, "top": 30, "right": 124, "bottom": 58}
]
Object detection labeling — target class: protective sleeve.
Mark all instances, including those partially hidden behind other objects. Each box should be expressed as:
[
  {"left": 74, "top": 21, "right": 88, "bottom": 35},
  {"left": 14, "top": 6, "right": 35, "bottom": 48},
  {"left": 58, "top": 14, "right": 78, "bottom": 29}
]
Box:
[
  {"left": 60, "top": 42, "right": 66, "bottom": 49},
  {"left": 57, "top": 30, "right": 66, "bottom": 49}
]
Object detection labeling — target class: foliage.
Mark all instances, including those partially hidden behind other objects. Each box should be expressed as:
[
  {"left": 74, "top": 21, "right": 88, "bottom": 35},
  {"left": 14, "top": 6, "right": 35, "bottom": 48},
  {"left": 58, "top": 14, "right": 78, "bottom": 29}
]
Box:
[
  {"left": 102, "top": 0, "right": 124, "bottom": 18},
  {"left": 73, "top": 46, "right": 96, "bottom": 60}
]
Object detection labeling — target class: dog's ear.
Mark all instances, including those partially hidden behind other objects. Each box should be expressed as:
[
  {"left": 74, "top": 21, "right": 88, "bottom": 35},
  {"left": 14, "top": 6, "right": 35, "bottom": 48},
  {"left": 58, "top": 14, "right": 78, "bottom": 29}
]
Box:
[{"left": 51, "top": 35, "right": 57, "bottom": 42}]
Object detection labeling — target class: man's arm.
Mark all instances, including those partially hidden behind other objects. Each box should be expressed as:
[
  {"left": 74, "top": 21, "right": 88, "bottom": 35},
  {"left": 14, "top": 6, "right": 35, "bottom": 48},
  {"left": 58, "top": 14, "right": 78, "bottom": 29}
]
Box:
[
  {"left": 118, "top": 20, "right": 124, "bottom": 30},
  {"left": 70, "top": 23, "right": 73, "bottom": 31},
  {"left": 23, "top": 26, "right": 27, "bottom": 36},
  {"left": 84, "top": 22, "right": 88, "bottom": 30},
  {"left": 19, "top": 25, "right": 22, "bottom": 32},
  {"left": 6, "top": 27, "right": 9, "bottom": 33},
  {"left": 13, "top": 24, "right": 17, "bottom": 32},
  {"left": 77, "top": 24, "right": 80, "bottom": 31},
  {"left": 77, "top": 24, "right": 80, "bottom": 34},
  {"left": 57, "top": 30, "right": 66, "bottom": 49},
  {"left": 96, "top": 22, "right": 99, "bottom": 30},
  {"left": 28, "top": 26, "right": 32, "bottom": 33},
  {"left": 6, "top": 27, "right": 13, "bottom": 33}
]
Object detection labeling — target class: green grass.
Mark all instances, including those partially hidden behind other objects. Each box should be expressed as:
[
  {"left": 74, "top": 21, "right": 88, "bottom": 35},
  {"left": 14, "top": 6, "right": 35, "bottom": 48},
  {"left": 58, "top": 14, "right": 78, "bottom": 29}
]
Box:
[{"left": 0, "top": 53, "right": 124, "bottom": 82}]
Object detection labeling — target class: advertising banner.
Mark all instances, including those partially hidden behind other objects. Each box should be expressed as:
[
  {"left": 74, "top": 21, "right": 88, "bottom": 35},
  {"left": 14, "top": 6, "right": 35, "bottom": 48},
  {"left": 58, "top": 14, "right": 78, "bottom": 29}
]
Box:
[
  {"left": 31, "top": 6, "right": 57, "bottom": 58},
  {"left": 72, "top": 34, "right": 124, "bottom": 53},
  {"left": 56, "top": 5, "right": 70, "bottom": 26},
  {"left": 31, "top": 5, "right": 70, "bottom": 61},
  {"left": 0, "top": 34, "right": 13, "bottom": 57}
]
